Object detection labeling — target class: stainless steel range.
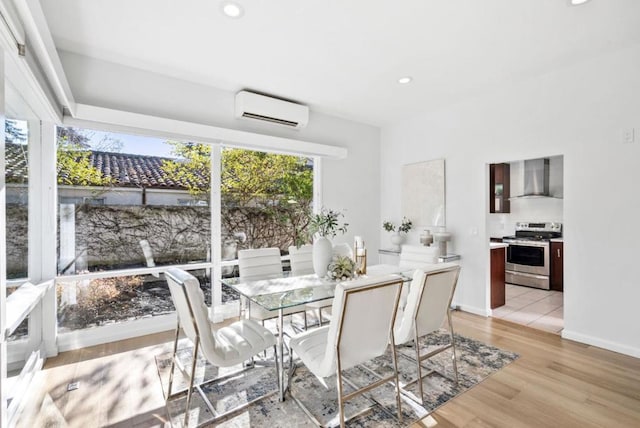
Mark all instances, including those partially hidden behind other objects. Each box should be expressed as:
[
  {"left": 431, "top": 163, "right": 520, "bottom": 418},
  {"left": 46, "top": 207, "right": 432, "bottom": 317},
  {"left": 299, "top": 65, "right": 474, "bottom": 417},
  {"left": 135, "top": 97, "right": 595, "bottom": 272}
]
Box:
[{"left": 503, "top": 222, "right": 562, "bottom": 290}]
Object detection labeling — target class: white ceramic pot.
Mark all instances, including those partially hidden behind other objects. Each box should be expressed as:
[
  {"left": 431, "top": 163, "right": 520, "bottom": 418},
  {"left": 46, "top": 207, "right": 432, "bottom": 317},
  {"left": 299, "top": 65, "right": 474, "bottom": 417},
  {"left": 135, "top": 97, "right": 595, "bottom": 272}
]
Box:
[
  {"left": 313, "top": 236, "right": 333, "bottom": 277},
  {"left": 390, "top": 232, "right": 404, "bottom": 251}
]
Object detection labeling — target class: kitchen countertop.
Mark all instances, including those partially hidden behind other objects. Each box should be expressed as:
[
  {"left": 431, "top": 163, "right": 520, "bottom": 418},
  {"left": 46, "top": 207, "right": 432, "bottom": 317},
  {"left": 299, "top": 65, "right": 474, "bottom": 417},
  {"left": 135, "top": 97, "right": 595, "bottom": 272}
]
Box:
[
  {"left": 490, "top": 242, "right": 509, "bottom": 249},
  {"left": 549, "top": 238, "right": 564, "bottom": 243}
]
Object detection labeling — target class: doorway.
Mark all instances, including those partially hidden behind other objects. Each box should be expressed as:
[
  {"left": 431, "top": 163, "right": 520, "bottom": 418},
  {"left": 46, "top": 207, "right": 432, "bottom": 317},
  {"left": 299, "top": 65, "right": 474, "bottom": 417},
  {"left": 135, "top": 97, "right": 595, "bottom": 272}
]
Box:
[{"left": 487, "top": 155, "right": 564, "bottom": 334}]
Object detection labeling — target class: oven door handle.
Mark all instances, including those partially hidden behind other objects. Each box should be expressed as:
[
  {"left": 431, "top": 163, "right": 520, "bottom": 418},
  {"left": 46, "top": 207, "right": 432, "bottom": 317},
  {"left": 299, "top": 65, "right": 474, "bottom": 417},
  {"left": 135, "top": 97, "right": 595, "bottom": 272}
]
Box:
[
  {"left": 506, "top": 271, "right": 549, "bottom": 280},
  {"left": 503, "top": 241, "right": 549, "bottom": 248}
]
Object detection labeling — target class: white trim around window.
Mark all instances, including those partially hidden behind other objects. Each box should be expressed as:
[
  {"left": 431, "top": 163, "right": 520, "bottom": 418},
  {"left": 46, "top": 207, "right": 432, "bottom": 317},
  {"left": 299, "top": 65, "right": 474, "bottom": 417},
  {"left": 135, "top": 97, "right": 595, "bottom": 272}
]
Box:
[{"left": 64, "top": 104, "right": 348, "bottom": 159}]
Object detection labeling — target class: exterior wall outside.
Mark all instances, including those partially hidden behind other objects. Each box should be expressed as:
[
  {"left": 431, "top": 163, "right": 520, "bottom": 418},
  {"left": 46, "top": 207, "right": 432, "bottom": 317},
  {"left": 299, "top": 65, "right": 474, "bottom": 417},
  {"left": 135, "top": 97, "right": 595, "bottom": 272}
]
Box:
[
  {"left": 381, "top": 44, "right": 640, "bottom": 357},
  {"left": 146, "top": 188, "right": 201, "bottom": 205},
  {"left": 58, "top": 186, "right": 194, "bottom": 206}
]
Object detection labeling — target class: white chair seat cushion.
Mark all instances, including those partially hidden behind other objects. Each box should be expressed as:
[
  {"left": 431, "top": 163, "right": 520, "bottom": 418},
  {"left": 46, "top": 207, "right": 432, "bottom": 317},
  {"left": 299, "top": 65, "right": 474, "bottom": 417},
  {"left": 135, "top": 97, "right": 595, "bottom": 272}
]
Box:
[
  {"left": 212, "top": 319, "right": 276, "bottom": 366},
  {"left": 289, "top": 325, "right": 334, "bottom": 378}
]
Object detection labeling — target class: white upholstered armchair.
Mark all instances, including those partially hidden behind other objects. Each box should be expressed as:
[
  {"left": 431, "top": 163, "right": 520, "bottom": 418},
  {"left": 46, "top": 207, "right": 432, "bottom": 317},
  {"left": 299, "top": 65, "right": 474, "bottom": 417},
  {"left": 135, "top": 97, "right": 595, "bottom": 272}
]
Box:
[
  {"left": 164, "top": 268, "right": 277, "bottom": 426},
  {"left": 289, "top": 274, "right": 404, "bottom": 427}
]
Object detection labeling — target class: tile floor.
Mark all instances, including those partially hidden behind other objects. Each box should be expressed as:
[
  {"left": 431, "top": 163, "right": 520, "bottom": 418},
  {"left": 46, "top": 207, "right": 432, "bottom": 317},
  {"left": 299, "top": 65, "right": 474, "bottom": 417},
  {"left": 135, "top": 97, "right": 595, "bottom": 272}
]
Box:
[{"left": 491, "top": 284, "right": 564, "bottom": 334}]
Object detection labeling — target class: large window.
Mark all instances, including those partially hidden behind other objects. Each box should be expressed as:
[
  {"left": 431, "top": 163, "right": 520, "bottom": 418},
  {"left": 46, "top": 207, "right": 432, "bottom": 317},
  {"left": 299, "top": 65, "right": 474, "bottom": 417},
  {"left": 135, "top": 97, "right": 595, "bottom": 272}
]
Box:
[
  {"left": 5, "top": 119, "right": 28, "bottom": 280},
  {"left": 55, "top": 128, "right": 211, "bottom": 332},
  {"left": 5, "top": 119, "right": 29, "bottom": 342},
  {"left": 219, "top": 147, "right": 313, "bottom": 302},
  {"left": 54, "top": 126, "right": 315, "bottom": 333}
]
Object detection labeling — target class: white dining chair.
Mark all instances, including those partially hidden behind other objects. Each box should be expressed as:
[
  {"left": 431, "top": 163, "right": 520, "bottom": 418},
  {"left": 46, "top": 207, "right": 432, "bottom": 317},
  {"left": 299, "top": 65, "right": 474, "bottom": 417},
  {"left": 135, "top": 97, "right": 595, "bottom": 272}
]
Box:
[
  {"left": 164, "top": 268, "right": 277, "bottom": 427},
  {"left": 398, "top": 244, "right": 440, "bottom": 270},
  {"left": 289, "top": 274, "right": 404, "bottom": 428},
  {"left": 396, "top": 244, "right": 441, "bottom": 307},
  {"left": 332, "top": 242, "right": 354, "bottom": 260},
  {"left": 289, "top": 244, "right": 332, "bottom": 328},
  {"left": 394, "top": 263, "right": 461, "bottom": 404},
  {"left": 299, "top": 243, "right": 353, "bottom": 327},
  {"left": 238, "top": 247, "right": 308, "bottom": 327},
  {"left": 288, "top": 244, "right": 314, "bottom": 276}
]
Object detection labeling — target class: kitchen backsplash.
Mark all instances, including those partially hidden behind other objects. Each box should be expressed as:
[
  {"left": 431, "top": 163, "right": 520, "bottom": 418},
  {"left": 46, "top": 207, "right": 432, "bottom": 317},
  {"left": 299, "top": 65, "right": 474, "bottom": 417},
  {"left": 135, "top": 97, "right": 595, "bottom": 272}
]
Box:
[{"left": 488, "top": 197, "right": 563, "bottom": 238}]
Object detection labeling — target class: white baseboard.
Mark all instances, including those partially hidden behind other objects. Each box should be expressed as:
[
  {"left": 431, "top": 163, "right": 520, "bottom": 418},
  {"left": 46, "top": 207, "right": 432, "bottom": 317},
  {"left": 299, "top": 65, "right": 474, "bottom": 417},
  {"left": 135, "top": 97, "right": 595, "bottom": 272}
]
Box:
[
  {"left": 454, "top": 303, "right": 490, "bottom": 317},
  {"left": 562, "top": 329, "right": 640, "bottom": 359}
]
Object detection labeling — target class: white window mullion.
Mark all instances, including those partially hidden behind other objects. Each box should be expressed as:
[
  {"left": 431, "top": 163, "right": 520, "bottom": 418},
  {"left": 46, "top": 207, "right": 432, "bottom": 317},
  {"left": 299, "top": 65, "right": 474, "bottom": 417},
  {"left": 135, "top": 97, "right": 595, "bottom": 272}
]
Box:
[
  {"left": 1, "top": 47, "right": 9, "bottom": 428},
  {"left": 27, "top": 120, "right": 42, "bottom": 281},
  {"left": 39, "top": 121, "right": 58, "bottom": 357},
  {"left": 26, "top": 119, "right": 42, "bottom": 352},
  {"left": 313, "top": 156, "right": 322, "bottom": 214},
  {"left": 210, "top": 143, "right": 223, "bottom": 322}
]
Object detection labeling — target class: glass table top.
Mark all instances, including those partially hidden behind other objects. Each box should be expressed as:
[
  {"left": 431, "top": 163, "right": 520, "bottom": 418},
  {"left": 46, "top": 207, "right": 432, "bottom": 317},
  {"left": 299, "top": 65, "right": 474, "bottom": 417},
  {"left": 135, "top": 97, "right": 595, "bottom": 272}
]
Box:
[{"left": 221, "top": 264, "right": 413, "bottom": 311}]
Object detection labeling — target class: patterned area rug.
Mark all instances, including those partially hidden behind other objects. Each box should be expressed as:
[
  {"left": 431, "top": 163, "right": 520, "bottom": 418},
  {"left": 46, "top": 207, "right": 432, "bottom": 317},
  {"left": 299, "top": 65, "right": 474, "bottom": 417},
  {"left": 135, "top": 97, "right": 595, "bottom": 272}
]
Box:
[{"left": 156, "top": 331, "right": 518, "bottom": 427}]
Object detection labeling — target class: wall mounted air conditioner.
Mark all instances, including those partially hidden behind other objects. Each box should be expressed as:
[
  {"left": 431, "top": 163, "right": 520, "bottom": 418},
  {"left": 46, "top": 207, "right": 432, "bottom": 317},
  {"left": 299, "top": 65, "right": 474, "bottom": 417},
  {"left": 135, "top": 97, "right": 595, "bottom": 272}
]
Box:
[{"left": 235, "top": 91, "right": 309, "bottom": 129}]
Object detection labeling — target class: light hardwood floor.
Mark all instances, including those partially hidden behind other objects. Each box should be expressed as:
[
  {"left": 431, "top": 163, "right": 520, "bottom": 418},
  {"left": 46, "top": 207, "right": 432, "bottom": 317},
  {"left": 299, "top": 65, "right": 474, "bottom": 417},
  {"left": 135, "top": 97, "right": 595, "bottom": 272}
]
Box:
[{"left": 16, "top": 312, "right": 640, "bottom": 427}]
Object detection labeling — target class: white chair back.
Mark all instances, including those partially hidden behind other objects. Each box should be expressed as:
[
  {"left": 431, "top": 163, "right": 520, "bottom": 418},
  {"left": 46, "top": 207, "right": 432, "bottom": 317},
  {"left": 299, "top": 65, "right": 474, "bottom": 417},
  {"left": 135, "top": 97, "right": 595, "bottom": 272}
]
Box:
[
  {"left": 399, "top": 244, "right": 439, "bottom": 269},
  {"left": 332, "top": 243, "right": 354, "bottom": 260},
  {"left": 165, "top": 268, "right": 222, "bottom": 365},
  {"left": 238, "top": 247, "right": 283, "bottom": 279},
  {"left": 288, "top": 244, "right": 314, "bottom": 275},
  {"left": 321, "top": 275, "right": 402, "bottom": 373},
  {"left": 395, "top": 264, "right": 461, "bottom": 344}
]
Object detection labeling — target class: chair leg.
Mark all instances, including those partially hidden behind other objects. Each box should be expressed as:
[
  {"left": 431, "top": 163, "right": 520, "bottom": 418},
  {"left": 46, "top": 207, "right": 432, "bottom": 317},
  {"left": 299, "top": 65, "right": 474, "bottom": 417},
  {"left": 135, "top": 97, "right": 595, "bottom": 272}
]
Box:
[
  {"left": 389, "top": 336, "right": 403, "bottom": 424},
  {"left": 304, "top": 310, "right": 308, "bottom": 330},
  {"left": 262, "top": 320, "right": 268, "bottom": 359},
  {"left": 447, "top": 310, "right": 459, "bottom": 385},
  {"left": 166, "top": 318, "right": 181, "bottom": 400},
  {"left": 273, "top": 344, "right": 278, "bottom": 367},
  {"left": 183, "top": 338, "right": 200, "bottom": 427},
  {"left": 414, "top": 332, "right": 425, "bottom": 405},
  {"left": 317, "top": 308, "right": 323, "bottom": 326},
  {"left": 336, "top": 356, "right": 346, "bottom": 428}
]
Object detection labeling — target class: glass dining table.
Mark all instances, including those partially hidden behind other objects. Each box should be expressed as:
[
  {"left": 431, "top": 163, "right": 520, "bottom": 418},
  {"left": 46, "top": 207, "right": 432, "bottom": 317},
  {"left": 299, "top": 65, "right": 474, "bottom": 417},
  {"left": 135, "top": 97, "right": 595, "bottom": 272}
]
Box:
[{"left": 220, "top": 264, "right": 413, "bottom": 401}]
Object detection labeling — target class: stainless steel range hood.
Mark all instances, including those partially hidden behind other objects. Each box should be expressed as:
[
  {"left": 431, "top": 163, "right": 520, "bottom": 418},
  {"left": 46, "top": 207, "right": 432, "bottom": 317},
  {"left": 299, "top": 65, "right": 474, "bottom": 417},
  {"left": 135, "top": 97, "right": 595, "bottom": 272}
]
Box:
[{"left": 511, "top": 158, "right": 560, "bottom": 199}]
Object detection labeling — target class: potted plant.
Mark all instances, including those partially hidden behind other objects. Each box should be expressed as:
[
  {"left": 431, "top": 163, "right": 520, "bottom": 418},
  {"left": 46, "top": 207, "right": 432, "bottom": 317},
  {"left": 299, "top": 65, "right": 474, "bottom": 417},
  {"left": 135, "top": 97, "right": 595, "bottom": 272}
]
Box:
[
  {"left": 309, "top": 208, "right": 348, "bottom": 277},
  {"left": 383, "top": 217, "right": 412, "bottom": 250},
  {"left": 327, "top": 255, "right": 356, "bottom": 281}
]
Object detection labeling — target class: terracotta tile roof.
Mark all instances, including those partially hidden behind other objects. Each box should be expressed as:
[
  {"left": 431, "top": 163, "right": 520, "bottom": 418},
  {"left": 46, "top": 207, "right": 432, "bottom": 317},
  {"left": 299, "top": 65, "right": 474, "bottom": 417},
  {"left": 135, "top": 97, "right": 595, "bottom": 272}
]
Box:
[
  {"left": 5, "top": 143, "right": 206, "bottom": 190},
  {"left": 5, "top": 143, "right": 28, "bottom": 184}
]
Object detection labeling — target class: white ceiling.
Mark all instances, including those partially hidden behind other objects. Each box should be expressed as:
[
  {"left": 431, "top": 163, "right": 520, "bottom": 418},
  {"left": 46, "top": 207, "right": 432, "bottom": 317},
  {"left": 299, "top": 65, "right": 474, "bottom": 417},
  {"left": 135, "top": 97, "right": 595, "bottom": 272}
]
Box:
[{"left": 40, "top": 0, "right": 640, "bottom": 127}]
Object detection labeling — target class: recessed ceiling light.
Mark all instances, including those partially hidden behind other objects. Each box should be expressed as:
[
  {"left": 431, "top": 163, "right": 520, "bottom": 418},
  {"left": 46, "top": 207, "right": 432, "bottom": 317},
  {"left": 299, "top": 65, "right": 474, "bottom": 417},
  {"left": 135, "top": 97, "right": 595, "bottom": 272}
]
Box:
[
  {"left": 569, "top": 0, "right": 591, "bottom": 5},
  {"left": 398, "top": 76, "right": 413, "bottom": 84},
  {"left": 221, "top": 1, "right": 244, "bottom": 18}
]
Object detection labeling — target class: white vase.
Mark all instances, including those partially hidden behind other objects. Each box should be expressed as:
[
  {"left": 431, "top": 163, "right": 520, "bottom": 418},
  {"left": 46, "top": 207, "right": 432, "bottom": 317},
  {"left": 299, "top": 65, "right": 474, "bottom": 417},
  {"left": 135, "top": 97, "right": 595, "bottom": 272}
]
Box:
[
  {"left": 390, "top": 232, "right": 404, "bottom": 251},
  {"left": 313, "top": 236, "right": 333, "bottom": 277}
]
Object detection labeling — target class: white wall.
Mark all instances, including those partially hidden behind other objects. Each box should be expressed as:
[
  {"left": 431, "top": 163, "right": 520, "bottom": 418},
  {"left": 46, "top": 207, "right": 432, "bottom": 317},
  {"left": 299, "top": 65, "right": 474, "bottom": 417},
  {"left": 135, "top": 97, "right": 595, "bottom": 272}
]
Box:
[
  {"left": 58, "top": 51, "right": 381, "bottom": 255},
  {"left": 381, "top": 44, "right": 640, "bottom": 357}
]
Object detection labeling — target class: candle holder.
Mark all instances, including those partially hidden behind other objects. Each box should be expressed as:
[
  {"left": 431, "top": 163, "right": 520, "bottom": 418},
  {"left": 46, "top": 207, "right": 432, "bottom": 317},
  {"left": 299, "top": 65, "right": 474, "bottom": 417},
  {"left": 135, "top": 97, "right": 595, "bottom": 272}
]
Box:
[
  {"left": 433, "top": 232, "right": 452, "bottom": 257},
  {"left": 354, "top": 237, "right": 367, "bottom": 275},
  {"left": 420, "top": 229, "right": 434, "bottom": 246}
]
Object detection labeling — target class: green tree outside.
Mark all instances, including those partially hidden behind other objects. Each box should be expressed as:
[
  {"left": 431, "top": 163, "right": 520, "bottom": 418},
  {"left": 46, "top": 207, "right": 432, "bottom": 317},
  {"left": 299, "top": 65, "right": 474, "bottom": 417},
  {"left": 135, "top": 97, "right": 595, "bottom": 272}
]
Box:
[{"left": 161, "top": 142, "right": 313, "bottom": 248}]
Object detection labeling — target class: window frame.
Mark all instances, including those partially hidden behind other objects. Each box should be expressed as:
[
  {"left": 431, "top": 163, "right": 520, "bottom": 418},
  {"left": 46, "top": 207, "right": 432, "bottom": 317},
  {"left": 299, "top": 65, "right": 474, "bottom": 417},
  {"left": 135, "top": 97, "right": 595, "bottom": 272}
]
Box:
[{"left": 51, "top": 120, "right": 325, "bottom": 349}]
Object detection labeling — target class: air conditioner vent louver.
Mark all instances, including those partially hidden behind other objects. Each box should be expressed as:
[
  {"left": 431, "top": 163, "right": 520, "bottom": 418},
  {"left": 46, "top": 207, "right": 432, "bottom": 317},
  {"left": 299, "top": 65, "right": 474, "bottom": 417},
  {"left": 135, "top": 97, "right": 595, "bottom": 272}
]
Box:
[
  {"left": 241, "top": 112, "right": 299, "bottom": 127},
  {"left": 235, "top": 91, "right": 309, "bottom": 129}
]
